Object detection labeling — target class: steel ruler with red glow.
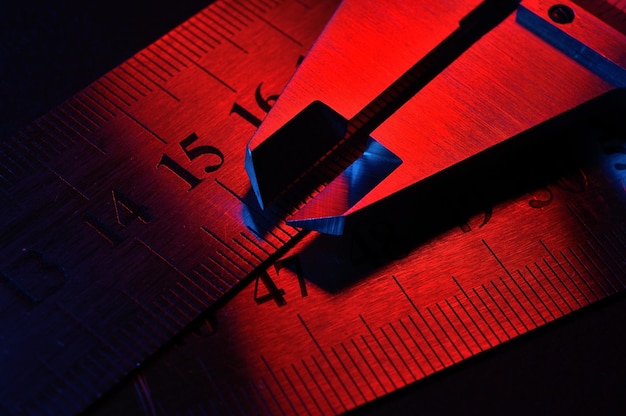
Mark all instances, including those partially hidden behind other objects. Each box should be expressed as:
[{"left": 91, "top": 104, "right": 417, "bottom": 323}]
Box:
[{"left": 1, "top": 0, "right": 625, "bottom": 415}]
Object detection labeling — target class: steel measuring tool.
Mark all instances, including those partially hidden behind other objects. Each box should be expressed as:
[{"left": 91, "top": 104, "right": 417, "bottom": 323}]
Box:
[
  {"left": 1, "top": 0, "right": 625, "bottom": 415},
  {"left": 0, "top": 1, "right": 337, "bottom": 413},
  {"left": 91, "top": 0, "right": 625, "bottom": 414}
]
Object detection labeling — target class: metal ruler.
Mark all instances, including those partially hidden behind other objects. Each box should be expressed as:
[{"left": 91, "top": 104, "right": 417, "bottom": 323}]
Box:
[
  {"left": 0, "top": 1, "right": 337, "bottom": 413},
  {"left": 2, "top": 0, "right": 625, "bottom": 414}
]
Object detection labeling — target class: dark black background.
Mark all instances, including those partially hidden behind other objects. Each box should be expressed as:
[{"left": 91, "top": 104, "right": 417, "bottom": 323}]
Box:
[{"left": 2, "top": 1, "right": 626, "bottom": 415}]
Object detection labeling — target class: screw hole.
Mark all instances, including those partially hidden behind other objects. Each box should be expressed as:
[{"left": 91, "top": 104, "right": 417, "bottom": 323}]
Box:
[{"left": 548, "top": 4, "right": 575, "bottom": 24}]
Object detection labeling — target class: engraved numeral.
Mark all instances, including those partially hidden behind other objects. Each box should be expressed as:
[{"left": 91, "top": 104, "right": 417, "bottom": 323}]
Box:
[
  {"left": 84, "top": 189, "right": 151, "bottom": 246},
  {"left": 158, "top": 132, "right": 224, "bottom": 190},
  {"left": 1, "top": 250, "right": 66, "bottom": 304},
  {"left": 230, "top": 83, "right": 278, "bottom": 128}
]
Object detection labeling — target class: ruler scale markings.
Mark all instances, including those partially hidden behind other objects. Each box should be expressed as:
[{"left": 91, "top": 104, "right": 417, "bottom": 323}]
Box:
[
  {"left": 82, "top": 90, "right": 118, "bottom": 120},
  {"left": 232, "top": 0, "right": 303, "bottom": 46},
  {"left": 338, "top": 342, "right": 378, "bottom": 400},
  {"left": 349, "top": 337, "right": 388, "bottom": 396},
  {"left": 439, "top": 301, "right": 483, "bottom": 355},
  {"left": 425, "top": 306, "right": 466, "bottom": 361},
  {"left": 569, "top": 204, "right": 620, "bottom": 271},
  {"left": 197, "top": 358, "right": 239, "bottom": 416},
  {"left": 201, "top": 226, "right": 257, "bottom": 269},
  {"left": 193, "top": 264, "right": 231, "bottom": 294},
  {"left": 480, "top": 283, "right": 522, "bottom": 336},
  {"left": 603, "top": 231, "right": 626, "bottom": 266},
  {"left": 116, "top": 65, "right": 152, "bottom": 94},
  {"left": 200, "top": 256, "right": 242, "bottom": 286},
  {"left": 103, "top": 73, "right": 139, "bottom": 102},
  {"left": 141, "top": 49, "right": 179, "bottom": 76},
  {"left": 0, "top": 147, "right": 25, "bottom": 178},
  {"left": 316, "top": 348, "right": 358, "bottom": 408},
  {"left": 529, "top": 264, "right": 568, "bottom": 319},
  {"left": 442, "top": 299, "right": 484, "bottom": 353},
  {"left": 16, "top": 131, "right": 53, "bottom": 161},
  {"left": 176, "top": 27, "right": 213, "bottom": 53},
  {"left": 53, "top": 105, "right": 95, "bottom": 138},
  {"left": 542, "top": 240, "right": 591, "bottom": 303},
  {"left": 379, "top": 326, "right": 418, "bottom": 382},
  {"left": 96, "top": 79, "right": 132, "bottom": 107},
  {"left": 535, "top": 262, "right": 576, "bottom": 313},
  {"left": 54, "top": 303, "right": 130, "bottom": 367},
  {"left": 110, "top": 71, "right": 146, "bottom": 98},
  {"left": 261, "top": 356, "right": 300, "bottom": 415},
  {"left": 214, "top": 178, "right": 295, "bottom": 239},
  {"left": 297, "top": 314, "right": 353, "bottom": 408},
  {"left": 33, "top": 119, "right": 72, "bottom": 150},
  {"left": 310, "top": 354, "right": 349, "bottom": 411},
  {"left": 0, "top": 142, "right": 28, "bottom": 176},
  {"left": 404, "top": 292, "right": 456, "bottom": 364},
  {"left": 239, "top": 231, "right": 273, "bottom": 256},
  {"left": 300, "top": 358, "right": 338, "bottom": 414},
  {"left": 184, "top": 270, "right": 222, "bottom": 301},
  {"left": 131, "top": 56, "right": 169, "bottom": 83},
  {"left": 291, "top": 362, "right": 326, "bottom": 416},
  {"left": 330, "top": 345, "right": 368, "bottom": 404},
  {"left": 223, "top": 1, "right": 255, "bottom": 23},
  {"left": 498, "top": 276, "right": 540, "bottom": 328},
  {"left": 80, "top": 90, "right": 118, "bottom": 119},
  {"left": 358, "top": 333, "right": 398, "bottom": 392},
  {"left": 471, "top": 287, "right": 512, "bottom": 341},
  {"left": 152, "top": 295, "right": 191, "bottom": 328},
  {"left": 387, "top": 322, "right": 427, "bottom": 378},
  {"left": 262, "top": 376, "right": 289, "bottom": 416},
  {"left": 37, "top": 358, "right": 82, "bottom": 412},
  {"left": 45, "top": 112, "right": 107, "bottom": 156},
  {"left": 5, "top": 1, "right": 624, "bottom": 413},
  {"left": 116, "top": 325, "right": 158, "bottom": 358},
  {"left": 208, "top": 7, "right": 244, "bottom": 31},
  {"left": 397, "top": 317, "right": 440, "bottom": 372},
  {"left": 121, "top": 290, "right": 178, "bottom": 335},
  {"left": 91, "top": 86, "right": 168, "bottom": 144},
  {"left": 245, "top": 0, "right": 268, "bottom": 13},
  {"left": 232, "top": 236, "right": 266, "bottom": 262},
  {"left": 195, "top": 13, "right": 249, "bottom": 53},
  {"left": 2, "top": 138, "right": 37, "bottom": 171},
  {"left": 172, "top": 281, "right": 213, "bottom": 311},
  {"left": 217, "top": 248, "right": 252, "bottom": 275},
  {"left": 488, "top": 280, "right": 530, "bottom": 332},
  {"left": 280, "top": 367, "right": 313, "bottom": 416},
  {"left": 185, "top": 20, "right": 222, "bottom": 46},
  {"left": 524, "top": 265, "right": 565, "bottom": 317},
  {"left": 162, "top": 289, "right": 201, "bottom": 321},
  {"left": 556, "top": 248, "right": 600, "bottom": 302},
  {"left": 578, "top": 243, "right": 620, "bottom": 292},
  {"left": 167, "top": 285, "right": 205, "bottom": 314},
  {"left": 65, "top": 98, "right": 106, "bottom": 129},
  {"left": 200, "top": 9, "right": 238, "bottom": 34},
  {"left": 542, "top": 257, "right": 586, "bottom": 307},
  {"left": 450, "top": 295, "right": 494, "bottom": 348},
  {"left": 562, "top": 249, "right": 605, "bottom": 299},
  {"left": 164, "top": 33, "right": 204, "bottom": 59},
  {"left": 28, "top": 123, "right": 65, "bottom": 154},
  {"left": 593, "top": 235, "right": 626, "bottom": 277},
  {"left": 58, "top": 103, "right": 100, "bottom": 135},
  {"left": 214, "top": 5, "right": 249, "bottom": 29},
  {"left": 147, "top": 43, "right": 184, "bottom": 71},
  {"left": 39, "top": 115, "right": 77, "bottom": 148},
  {"left": 247, "top": 380, "right": 274, "bottom": 416}
]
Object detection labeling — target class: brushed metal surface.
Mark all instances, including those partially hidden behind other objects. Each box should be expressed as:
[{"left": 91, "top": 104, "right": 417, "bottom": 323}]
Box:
[
  {"left": 247, "top": 0, "right": 624, "bottom": 235},
  {"left": 2, "top": 0, "right": 625, "bottom": 415},
  {"left": 0, "top": 1, "right": 335, "bottom": 413}
]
